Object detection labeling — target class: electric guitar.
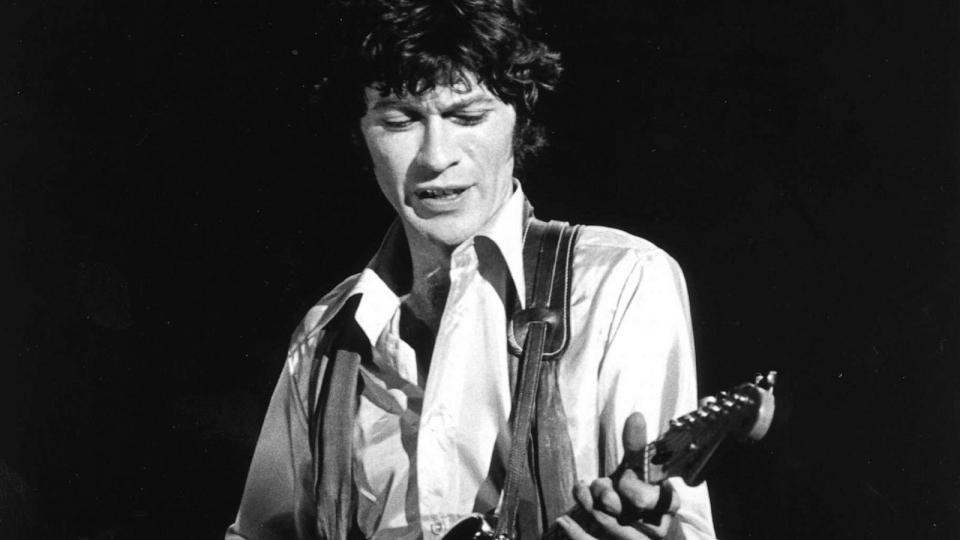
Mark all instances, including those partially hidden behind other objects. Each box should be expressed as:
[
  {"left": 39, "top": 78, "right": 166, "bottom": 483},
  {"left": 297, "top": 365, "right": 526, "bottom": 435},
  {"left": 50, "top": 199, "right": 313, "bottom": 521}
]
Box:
[{"left": 443, "top": 372, "right": 778, "bottom": 540}]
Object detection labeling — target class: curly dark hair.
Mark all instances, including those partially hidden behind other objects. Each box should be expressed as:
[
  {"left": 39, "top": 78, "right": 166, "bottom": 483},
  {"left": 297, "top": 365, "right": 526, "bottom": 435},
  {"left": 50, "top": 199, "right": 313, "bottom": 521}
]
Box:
[{"left": 318, "top": 0, "right": 562, "bottom": 164}]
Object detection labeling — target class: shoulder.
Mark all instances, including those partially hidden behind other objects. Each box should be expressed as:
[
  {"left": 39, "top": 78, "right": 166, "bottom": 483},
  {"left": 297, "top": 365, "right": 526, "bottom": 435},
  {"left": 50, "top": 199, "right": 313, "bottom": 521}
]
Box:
[
  {"left": 567, "top": 224, "right": 690, "bottom": 323},
  {"left": 572, "top": 224, "right": 685, "bottom": 281},
  {"left": 285, "top": 273, "right": 362, "bottom": 375}
]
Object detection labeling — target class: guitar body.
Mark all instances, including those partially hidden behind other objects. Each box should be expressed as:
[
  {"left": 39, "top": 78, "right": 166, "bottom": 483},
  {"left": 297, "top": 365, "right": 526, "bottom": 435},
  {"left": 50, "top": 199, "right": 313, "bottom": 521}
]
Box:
[{"left": 443, "top": 514, "right": 497, "bottom": 540}]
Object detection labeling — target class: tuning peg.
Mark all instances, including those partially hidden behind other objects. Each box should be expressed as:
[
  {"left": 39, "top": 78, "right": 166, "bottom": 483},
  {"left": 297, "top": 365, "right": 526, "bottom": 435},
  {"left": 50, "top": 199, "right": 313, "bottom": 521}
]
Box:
[{"left": 754, "top": 371, "right": 777, "bottom": 391}]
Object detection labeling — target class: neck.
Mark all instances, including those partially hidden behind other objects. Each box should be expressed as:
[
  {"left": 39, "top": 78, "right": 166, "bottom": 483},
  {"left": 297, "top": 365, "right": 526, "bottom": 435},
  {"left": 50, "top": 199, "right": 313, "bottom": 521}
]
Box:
[{"left": 402, "top": 229, "right": 453, "bottom": 334}]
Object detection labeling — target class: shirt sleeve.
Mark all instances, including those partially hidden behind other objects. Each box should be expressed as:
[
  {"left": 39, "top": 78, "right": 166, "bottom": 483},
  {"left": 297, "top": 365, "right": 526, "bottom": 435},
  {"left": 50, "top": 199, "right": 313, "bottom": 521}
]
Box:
[
  {"left": 596, "top": 248, "right": 716, "bottom": 540},
  {"left": 226, "top": 355, "right": 320, "bottom": 540}
]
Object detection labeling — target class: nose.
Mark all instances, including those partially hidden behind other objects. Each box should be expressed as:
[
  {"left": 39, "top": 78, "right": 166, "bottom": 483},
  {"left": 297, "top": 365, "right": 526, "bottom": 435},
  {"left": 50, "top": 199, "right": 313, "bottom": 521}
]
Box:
[{"left": 416, "top": 118, "right": 459, "bottom": 173}]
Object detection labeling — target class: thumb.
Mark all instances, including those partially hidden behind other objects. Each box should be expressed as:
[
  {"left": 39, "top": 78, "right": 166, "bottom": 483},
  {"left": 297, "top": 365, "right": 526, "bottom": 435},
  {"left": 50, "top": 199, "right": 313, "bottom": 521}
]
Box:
[{"left": 622, "top": 412, "right": 647, "bottom": 454}]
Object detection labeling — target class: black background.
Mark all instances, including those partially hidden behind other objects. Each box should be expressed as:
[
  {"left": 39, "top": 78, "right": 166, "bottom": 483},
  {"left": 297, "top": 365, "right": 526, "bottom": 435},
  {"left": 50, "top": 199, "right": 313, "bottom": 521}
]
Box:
[{"left": 3, "top": 0, "right": 959, "bottom": 538}]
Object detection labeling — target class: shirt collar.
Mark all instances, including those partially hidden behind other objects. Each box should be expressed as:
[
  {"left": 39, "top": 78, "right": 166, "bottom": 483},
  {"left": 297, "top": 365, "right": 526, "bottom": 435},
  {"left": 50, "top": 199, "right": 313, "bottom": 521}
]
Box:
[
  {"left": 345, "top": 182, "right": 529, "bottom": 345},
  {"left": 471, "top": 181, "right": 527, "bottom": 307}
]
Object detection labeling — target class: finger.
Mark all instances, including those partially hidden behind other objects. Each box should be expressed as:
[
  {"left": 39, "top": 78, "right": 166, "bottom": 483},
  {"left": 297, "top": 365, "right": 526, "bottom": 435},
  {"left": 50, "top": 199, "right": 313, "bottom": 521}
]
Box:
[
  {"left": 574, "top": 480, "right": 596, "bottom": 512},
  {"left": 589, "top": 508, "right": 652, "bottom": 540},
  {"left": 556, "top": 515, "right": 597, "bottom": 540},
  {"left": 589, "top": 477, "right": 623, "bottom": 516},
  {"left": 616, "top": 469, "right": 660, "bottom": 511},
  {"left": 637, "top": 514, "right": 672, "bottom": 540}
]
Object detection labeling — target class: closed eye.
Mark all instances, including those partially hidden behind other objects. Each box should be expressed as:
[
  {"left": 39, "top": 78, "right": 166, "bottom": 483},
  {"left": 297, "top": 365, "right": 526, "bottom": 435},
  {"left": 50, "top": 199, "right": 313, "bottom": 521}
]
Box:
[
  {"left": 447, "top": 111, "right": 490, "bottom": 127},
  {"left": 381, "top": 114, "right": 417, "bottom": 130},
  {"left": 376, "top": 107, "right": 423, "bottom": 130}
]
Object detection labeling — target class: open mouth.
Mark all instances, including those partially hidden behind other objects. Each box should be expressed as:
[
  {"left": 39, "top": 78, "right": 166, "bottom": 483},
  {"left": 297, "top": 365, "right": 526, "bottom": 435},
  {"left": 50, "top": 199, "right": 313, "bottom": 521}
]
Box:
[{"left": 416, "top": 187, "right": 468, "bottom": 200}]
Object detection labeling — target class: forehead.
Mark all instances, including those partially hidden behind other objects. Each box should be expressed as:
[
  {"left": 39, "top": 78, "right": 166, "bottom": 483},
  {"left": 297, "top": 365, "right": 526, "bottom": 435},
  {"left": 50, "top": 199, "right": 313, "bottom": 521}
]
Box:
[{"left": 363, "top": 80, "right": 504, "bottom": 112}]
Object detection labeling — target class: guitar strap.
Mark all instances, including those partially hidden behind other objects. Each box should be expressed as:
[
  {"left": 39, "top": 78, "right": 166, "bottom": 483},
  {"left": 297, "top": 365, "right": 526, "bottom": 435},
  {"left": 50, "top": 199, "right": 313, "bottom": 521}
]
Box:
[
  {"left": 497, "top": 216, "right": 580, "bottom": 540},
  {"left": 310, "top": 296, "right": 367, "bottom": 540}
]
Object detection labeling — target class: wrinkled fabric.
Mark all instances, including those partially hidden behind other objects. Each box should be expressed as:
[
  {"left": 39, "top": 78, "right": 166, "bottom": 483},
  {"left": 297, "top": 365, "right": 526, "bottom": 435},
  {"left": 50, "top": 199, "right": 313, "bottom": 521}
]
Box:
[{"left": 227, "top": 187, "right": 715, "bottom": 540}]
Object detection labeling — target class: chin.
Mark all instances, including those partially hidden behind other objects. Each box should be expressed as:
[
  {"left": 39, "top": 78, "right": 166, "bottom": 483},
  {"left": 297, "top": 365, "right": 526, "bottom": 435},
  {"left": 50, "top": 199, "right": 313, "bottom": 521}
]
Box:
[
  {"left": 424, "top": 228, "right": 472, "bottom": 250},
  {"left": 417, "top": 219, "right": 479, "bottom": 251}
]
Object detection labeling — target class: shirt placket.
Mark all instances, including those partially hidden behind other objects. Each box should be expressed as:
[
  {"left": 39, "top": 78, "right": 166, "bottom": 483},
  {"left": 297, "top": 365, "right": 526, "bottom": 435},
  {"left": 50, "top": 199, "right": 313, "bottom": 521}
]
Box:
[{"left": 417, "top": 242, "right": 478, "bottom": 540}]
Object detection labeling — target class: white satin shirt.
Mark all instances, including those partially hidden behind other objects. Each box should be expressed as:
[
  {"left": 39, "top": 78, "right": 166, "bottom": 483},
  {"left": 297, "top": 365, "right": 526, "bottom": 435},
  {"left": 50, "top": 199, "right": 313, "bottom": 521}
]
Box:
[
  {"left": 331, "top": 189, "right": 713, "bottom": 539},
  {"left": 228, "top": 186, "right": 716, "bottom": 540}
]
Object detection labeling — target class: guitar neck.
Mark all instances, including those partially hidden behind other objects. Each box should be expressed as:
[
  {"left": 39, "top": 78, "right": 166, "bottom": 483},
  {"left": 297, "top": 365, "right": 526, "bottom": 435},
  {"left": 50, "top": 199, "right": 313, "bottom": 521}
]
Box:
[
  {"left": 541, "top": 373, "right": 777, "bottom": 540},
  {"left": 542, "top": 374, "right": 777, "bottom": 540}
]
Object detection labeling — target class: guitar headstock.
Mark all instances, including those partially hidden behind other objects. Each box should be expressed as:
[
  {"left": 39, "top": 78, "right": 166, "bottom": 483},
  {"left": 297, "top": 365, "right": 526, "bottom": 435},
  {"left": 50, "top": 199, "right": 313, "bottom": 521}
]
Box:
[{"left": 646, "top": 371, "right": 776, "bottom": 486}]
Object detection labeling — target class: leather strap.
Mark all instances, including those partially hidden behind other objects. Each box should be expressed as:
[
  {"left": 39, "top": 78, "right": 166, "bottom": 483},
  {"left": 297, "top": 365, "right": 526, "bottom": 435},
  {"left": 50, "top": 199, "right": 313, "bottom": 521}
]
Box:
[
  {"left": 497, "top": 219, "right": 580, "bottom": 540},
  {"left": 311, "top": 296, "right": 367, "bottom": 540}
]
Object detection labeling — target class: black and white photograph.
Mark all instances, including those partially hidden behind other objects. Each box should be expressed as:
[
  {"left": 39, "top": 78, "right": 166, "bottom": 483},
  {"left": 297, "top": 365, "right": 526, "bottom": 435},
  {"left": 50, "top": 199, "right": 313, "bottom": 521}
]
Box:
[{"left": 3, "top": 1, "right": 958, "bottom": 539}]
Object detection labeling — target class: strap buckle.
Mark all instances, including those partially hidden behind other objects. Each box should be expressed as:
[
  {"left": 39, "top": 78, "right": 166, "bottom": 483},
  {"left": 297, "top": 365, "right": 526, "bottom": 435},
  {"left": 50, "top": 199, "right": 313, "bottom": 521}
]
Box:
[{"left": 507, "top": 308, "right": 561, "bottom": 357}]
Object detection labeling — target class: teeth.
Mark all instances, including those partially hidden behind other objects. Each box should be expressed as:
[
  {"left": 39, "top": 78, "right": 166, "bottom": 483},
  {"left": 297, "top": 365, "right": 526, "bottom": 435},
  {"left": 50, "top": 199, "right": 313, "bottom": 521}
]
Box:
[{"left": 420, "top": 188, "right": 465, "bottom": 199}]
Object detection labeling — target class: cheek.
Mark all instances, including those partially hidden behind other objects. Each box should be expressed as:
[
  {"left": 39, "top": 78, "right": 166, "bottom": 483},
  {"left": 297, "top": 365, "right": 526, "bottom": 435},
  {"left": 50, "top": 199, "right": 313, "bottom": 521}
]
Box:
[
  {"left": 363, "top": 135, "right": 402, "bottom": 179},
  {"left": 490, "top": 113, "right": 517, "bottom": 160},
  {"left": 372, "top": 135, "right": 420, "bottom": 173},
  {"left": 481, "top": 129, "right": 516, "bottom": 174},
  {"left": 467, "top": 128, "right": 514, "bottom": 167}
]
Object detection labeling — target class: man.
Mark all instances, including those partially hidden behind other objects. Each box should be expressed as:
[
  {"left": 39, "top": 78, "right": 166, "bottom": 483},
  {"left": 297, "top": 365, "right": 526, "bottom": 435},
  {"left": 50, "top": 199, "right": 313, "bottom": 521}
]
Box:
[{"left": 228, "top": 1, "right": 715, "bottom": 539}]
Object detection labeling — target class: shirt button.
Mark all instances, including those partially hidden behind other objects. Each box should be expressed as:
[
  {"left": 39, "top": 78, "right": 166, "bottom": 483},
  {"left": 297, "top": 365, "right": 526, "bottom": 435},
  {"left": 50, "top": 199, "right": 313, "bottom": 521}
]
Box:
[{"left": 430, "top": 520, "right": 446, "bottom": 535}]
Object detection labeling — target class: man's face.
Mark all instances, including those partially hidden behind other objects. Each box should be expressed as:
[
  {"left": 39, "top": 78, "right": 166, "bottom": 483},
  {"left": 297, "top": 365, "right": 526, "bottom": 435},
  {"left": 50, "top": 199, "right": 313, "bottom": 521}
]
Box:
[{"left": 359, "top": 77, "right": 517, "bottom": 253}]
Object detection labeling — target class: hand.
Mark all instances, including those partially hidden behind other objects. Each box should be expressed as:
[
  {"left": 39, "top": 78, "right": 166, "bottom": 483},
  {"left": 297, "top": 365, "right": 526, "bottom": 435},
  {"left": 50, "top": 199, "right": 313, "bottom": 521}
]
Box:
[{"left": 556, "top": 413, "right": 678, "bottom": 540}]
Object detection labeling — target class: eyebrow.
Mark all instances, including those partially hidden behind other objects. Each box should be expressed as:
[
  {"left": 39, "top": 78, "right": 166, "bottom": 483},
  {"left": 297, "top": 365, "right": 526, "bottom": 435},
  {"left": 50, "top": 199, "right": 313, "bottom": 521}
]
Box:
[{"left": 369, "top": 94, "right": 498, "bottom": 112}]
